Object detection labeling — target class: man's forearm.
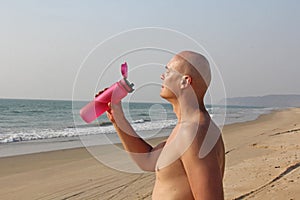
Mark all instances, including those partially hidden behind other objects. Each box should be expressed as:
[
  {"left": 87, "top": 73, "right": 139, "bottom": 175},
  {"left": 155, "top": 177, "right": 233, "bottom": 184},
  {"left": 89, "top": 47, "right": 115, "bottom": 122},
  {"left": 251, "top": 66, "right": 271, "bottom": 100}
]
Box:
[
  {"left": 112, "top": 115, "right": 159, "bottom": 171},
  {"left": 112, "top": 116, "right": 153, "bottom": 153}
]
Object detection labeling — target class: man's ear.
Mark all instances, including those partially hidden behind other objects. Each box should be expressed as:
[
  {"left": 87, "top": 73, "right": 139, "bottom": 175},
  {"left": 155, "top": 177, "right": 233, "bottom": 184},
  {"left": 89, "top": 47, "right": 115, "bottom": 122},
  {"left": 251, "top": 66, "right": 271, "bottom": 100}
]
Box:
[{"left": 180, "top": 75, "right": 192, "bottom": 89}]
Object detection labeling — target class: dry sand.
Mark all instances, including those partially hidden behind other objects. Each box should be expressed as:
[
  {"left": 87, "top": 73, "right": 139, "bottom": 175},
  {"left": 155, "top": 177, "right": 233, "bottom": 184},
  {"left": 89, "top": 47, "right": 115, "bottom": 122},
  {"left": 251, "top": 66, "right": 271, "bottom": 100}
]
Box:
[{"left": 0, "top": 108, "right": 299, "bottom": 200}]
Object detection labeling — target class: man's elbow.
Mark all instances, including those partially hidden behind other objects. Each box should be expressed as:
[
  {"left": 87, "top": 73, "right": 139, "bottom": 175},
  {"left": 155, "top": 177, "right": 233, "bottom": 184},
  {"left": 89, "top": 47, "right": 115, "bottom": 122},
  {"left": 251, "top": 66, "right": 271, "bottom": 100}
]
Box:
[
  {"left": 137, "top": 164, "right": 155, "bottom": 172},
  {"left": 130, "top": 153, "right": 156, "bottom": 172}
]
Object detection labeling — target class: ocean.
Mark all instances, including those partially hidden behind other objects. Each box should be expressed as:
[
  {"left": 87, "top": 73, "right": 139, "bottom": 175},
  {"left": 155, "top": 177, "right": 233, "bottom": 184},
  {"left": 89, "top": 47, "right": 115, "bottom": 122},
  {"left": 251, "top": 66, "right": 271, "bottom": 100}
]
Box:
[{"left": 0, "top": 99, "right": 275, "bottom": 156}]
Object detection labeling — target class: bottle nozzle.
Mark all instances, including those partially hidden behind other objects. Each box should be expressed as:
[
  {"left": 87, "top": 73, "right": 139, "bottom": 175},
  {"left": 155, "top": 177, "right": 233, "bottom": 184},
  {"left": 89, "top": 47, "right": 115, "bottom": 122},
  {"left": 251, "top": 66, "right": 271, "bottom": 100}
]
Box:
[{"left": 121, "top": 62, "right": 128, "bottom": 78}]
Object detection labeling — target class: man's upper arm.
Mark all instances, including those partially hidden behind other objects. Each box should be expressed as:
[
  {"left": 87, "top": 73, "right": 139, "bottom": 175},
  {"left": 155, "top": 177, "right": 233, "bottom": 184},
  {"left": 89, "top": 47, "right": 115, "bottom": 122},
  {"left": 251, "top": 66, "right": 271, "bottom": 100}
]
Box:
[
  {"left": 136, "top": 141, "right": 166, "bottom": 172},
  {"left": 151, "top": 141, "right": 166, "bottom": 152},
  {"left": 180, "top": 137, "right": 224, "bottom": 200}
]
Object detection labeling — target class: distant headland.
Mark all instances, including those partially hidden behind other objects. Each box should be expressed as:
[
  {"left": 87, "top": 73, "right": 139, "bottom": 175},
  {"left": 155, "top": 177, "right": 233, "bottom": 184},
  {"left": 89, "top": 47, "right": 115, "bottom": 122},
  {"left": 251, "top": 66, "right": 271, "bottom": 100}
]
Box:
[{"left": 219, "top": 94, "right": 300, "bottom": 107}]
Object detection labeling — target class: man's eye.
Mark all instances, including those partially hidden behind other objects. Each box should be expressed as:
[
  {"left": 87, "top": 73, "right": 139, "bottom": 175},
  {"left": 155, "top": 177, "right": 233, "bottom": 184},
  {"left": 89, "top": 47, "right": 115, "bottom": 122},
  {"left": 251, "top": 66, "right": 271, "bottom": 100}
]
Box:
[{"left": 164, "top": 66, "right": 170, "bottom": 75}]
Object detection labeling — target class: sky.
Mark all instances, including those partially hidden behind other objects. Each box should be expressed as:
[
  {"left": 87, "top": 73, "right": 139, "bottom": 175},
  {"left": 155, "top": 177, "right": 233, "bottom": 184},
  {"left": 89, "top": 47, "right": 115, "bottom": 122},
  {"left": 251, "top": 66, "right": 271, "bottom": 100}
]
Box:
[{"left": 0, "top": 0, "right": 299, "bottom": 103}]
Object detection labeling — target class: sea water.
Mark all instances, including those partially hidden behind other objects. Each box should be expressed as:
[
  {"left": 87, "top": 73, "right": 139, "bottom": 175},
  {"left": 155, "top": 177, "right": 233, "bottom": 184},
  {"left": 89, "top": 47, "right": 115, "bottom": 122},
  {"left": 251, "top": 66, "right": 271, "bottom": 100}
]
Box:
[
  {"left": 0, "top": 98, "right": 276, "bottom": 144},
  {"left": 0, "top": 98, "right": 275, "bottom": 156}
]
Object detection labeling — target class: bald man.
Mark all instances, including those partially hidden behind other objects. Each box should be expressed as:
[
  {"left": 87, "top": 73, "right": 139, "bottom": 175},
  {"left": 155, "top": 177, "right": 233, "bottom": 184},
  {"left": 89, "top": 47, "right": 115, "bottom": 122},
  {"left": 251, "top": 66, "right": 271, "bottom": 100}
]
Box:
[{"left": 106, "top": 51, "right": 225, "bottom": 200}]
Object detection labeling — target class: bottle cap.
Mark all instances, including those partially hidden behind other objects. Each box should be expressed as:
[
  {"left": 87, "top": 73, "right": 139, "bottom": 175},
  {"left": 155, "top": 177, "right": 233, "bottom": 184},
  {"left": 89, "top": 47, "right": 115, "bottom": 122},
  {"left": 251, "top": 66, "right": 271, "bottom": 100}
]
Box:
[
  {"left": 120, "top": 79, "right": 134, "bottom": 93},
  {"left": 121, "top": 62, "right": 128, "bottom": 78}
]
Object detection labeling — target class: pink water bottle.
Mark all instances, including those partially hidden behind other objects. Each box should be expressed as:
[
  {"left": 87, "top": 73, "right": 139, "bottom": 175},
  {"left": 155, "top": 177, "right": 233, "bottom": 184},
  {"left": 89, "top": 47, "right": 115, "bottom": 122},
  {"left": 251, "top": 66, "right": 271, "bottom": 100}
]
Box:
[{"left": 80, "top": 62, "right": 134, "bottom": 123}]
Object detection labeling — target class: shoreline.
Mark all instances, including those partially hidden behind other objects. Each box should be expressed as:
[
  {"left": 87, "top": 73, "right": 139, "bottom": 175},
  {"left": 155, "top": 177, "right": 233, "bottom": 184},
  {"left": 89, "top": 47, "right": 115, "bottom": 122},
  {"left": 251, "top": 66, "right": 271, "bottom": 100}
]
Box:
[
  {"left": 0, "top": 127, "right": 173, "bottom": 158},
  {"left": 0, "top": 106, "right": 277, "bottom": 158},
  {"left": 0, "top": 107, "right": 299, "bottom": 199}
]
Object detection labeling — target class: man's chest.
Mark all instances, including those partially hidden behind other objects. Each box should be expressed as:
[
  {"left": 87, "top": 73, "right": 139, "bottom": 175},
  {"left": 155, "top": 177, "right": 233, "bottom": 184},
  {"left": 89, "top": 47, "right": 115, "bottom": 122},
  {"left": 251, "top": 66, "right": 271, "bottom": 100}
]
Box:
[{"left": 156, "top": 157, "right": 185, "bottom": 178}]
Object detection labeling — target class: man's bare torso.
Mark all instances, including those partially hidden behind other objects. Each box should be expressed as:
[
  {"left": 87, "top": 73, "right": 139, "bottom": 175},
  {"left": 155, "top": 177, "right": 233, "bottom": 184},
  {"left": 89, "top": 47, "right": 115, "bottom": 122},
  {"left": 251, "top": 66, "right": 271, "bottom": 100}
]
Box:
[
  {"left": 153, "top": 156, "right": 195, "bottom": 199},
  {"left": 152, "top": 118, "right": 225, "bottom": 200}
]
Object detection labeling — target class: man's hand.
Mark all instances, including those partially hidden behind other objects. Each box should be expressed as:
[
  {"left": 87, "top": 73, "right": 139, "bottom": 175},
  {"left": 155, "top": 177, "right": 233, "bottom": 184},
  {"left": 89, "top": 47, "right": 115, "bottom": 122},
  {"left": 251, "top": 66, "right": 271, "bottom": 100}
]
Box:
[
  {"left": 106, "top": 102, "right": 124, "bottom": 124},
  {"left": 106, "top": 104, "right": 115, "bottom": 123},
  {"left": 95, "top": 88, "right": 124, "bottom": 124}
]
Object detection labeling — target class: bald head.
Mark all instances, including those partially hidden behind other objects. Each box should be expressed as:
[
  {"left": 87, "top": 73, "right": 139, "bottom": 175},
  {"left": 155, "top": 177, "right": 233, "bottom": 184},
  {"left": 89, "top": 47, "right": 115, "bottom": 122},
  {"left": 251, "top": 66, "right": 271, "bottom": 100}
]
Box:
[{"left": 173, "top": 51, "right": 211, "bottom": 97}]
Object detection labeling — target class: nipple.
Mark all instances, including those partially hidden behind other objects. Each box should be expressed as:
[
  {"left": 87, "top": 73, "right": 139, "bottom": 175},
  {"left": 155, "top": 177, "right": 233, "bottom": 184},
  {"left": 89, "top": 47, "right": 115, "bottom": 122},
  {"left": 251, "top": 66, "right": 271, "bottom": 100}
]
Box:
[{"left": 156, "top": 165, "right": 160, "bottom": 172}]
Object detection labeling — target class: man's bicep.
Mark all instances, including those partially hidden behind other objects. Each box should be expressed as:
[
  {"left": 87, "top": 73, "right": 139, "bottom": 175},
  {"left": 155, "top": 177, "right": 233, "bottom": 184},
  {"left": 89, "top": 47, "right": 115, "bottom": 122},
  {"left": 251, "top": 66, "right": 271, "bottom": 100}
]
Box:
[
  {"left": 149, "top": 141, "right": 166, "bottom": 163},
  {"left": 138, "top": 141, "right": 166, "bottom": 172}
]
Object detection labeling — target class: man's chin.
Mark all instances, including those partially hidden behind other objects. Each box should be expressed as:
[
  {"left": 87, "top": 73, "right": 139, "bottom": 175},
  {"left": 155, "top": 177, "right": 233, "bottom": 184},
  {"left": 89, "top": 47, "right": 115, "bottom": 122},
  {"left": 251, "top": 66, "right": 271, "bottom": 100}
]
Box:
[
  {"left": 160, "top": 93, "right": 171, "bottom": 102},
  {"left": 160, "top": 92, "right": 167, "bottom": 100}
]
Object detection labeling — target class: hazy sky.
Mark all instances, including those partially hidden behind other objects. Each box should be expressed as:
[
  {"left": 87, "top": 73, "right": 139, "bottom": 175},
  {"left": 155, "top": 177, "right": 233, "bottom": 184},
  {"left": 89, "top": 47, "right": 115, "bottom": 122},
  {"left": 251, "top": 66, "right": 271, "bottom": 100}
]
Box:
[{"left": 1, "top": 0, "right": 299, "bottom": 103}]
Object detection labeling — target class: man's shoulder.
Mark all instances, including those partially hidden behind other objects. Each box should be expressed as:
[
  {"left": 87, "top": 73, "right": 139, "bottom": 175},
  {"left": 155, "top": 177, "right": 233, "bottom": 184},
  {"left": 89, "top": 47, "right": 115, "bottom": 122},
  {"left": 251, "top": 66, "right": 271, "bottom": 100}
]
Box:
[
  {"left": 174, "top": 121, "right": 206, "bottom": 151},
  {"left": 179, "top": 115, "right": 212, "bottom": 137},
  {"left": 178, "top": 118, "right": 221, "bottom": 149}
]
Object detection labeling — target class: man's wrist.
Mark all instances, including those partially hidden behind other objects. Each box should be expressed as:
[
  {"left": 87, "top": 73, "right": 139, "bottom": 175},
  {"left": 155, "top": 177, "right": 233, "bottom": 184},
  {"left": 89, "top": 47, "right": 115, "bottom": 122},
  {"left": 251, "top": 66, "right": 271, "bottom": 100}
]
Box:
[{"left": 112, "top": 112, "right": 126, "bottom": 124}]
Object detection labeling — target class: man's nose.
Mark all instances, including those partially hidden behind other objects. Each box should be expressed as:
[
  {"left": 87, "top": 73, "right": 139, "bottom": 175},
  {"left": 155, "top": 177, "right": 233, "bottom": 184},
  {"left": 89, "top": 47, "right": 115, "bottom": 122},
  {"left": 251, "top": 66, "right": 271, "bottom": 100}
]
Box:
[{"left": 161, "top": 73, "right": 165, "bottom": 80}]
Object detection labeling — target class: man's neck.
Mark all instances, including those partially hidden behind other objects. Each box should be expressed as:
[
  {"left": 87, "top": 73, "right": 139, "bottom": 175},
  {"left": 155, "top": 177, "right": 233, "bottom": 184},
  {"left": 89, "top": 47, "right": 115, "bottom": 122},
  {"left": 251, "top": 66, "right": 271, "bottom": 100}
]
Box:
[{"left": 171, "top": 97, "right": 207, "bottom": 123}]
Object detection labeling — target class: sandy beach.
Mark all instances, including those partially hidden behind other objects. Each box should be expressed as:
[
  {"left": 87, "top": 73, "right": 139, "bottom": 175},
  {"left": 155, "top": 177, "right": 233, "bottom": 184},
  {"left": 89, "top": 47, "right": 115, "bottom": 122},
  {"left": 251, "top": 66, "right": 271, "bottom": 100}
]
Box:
[{"left": 0, "top": 108, "right": 299, "bottom": 200}]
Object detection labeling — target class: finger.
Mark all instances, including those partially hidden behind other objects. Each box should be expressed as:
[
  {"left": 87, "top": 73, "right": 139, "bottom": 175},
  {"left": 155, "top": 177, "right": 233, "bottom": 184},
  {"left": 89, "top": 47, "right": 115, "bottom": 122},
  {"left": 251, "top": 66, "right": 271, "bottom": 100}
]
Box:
[
  {"left": 106, "top": 103, "right": 112, "bottom": 114},
  {"left": 107, "top": 102, "right": 112, "bottom": 109},
  {"left": 106, "top": 109, "right": 115, "bottom": 122}
]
